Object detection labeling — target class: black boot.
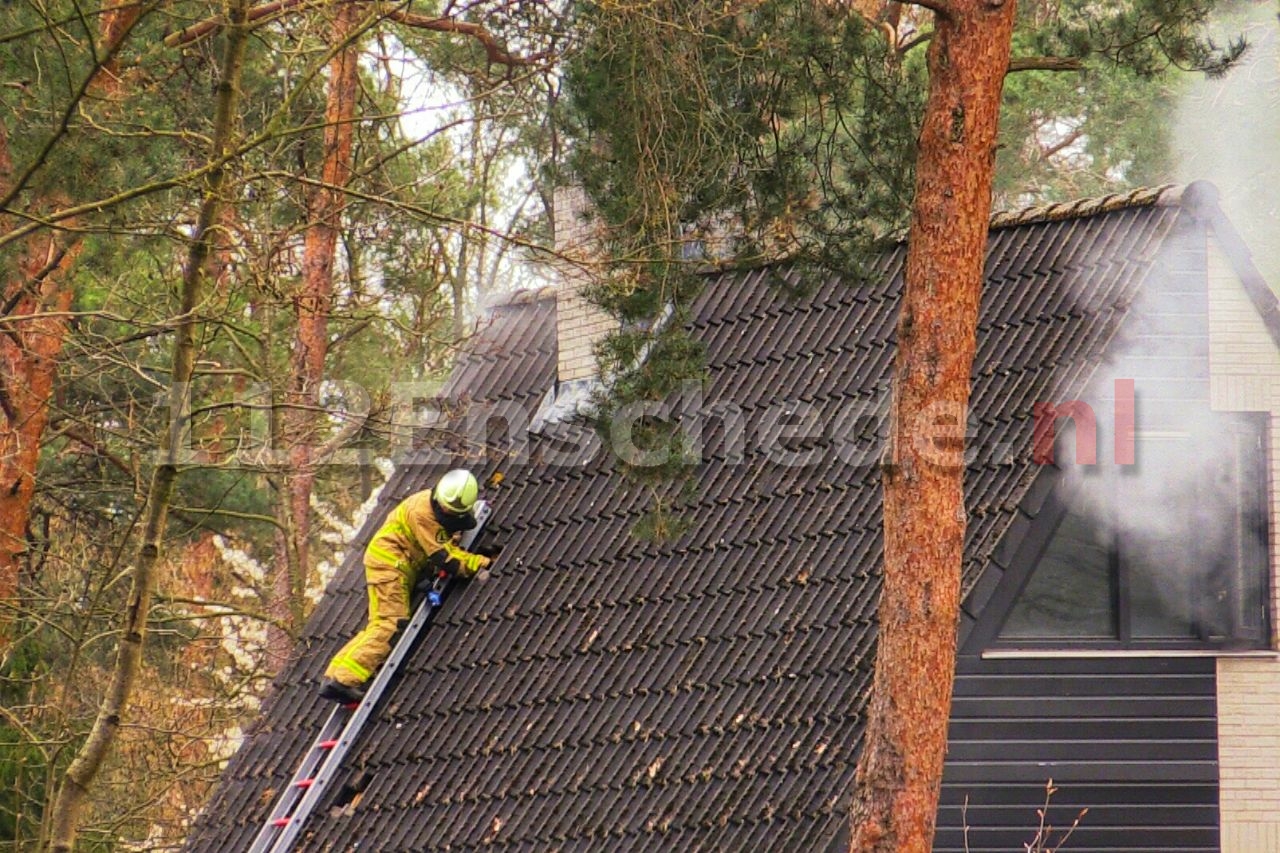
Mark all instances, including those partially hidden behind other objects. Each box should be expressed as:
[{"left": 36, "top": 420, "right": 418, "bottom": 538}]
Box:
[{"left": 319, "top": 678, "right": 365, "bottom": 705}]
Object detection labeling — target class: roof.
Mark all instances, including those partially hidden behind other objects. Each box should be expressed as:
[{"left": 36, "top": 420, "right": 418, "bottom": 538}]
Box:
[{"left": 185, "top": 185, "right": 1231, "bottom": 851}]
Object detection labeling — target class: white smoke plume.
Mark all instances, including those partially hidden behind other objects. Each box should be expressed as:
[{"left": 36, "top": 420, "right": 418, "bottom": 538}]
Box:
[{"left": 1026, "top": 8, "right": 1280, "bottom": 643}]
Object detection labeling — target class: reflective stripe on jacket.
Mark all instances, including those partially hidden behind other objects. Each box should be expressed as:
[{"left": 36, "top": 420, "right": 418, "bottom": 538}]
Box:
[{"left": 364, "top": 489, "right": 478, "bottom": 576}]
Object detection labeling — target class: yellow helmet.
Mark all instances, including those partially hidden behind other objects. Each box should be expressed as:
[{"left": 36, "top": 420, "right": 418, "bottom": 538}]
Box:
[{"left": 435, "top": 469, "right": 479, "bottom": 515}]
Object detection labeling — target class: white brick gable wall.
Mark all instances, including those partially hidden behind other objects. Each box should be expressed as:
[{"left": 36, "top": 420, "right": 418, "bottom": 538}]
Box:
[{"left": 1208, "top": 235, "right": 1280, "bottom": 852}]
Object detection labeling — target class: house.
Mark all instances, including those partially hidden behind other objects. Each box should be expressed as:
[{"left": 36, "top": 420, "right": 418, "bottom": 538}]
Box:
[{"left": 184, "top": 182, "right": 1280, "bottom": 852}]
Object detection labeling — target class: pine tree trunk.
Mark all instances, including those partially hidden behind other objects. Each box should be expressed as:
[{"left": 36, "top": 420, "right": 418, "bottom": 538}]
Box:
[
  {"left": 0, "top": 235, "right": 76, "bottom": 633},
  {"left": 0, "top": 5, "right": 143, "bottom": 649},
  {"left": 848, "top": 2, "right": 1016, "bottom": 851},
  {"left": 44, "top": 0, "right": 250, "bottom": 845},
  {"left": 272, "top": 3, "right": 361, "bottom": 648}
]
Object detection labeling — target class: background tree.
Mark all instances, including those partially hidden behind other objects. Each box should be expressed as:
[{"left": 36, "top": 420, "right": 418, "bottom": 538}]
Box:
[
  {"left": 45, "top": 0, "right": 251, "bottom": 842},
  {"left": 275, "top": 0, "right": 365, "bottom": 661},
  {"left": 263, "top": 1, "right": 554, "bottom": 664},
  {"left": 848, "top": 1, "right": 1016, "bottom": 847},
  {"left": 0, "top": 0, "right": 1254, "bottom": 845},
  {"left": 0, "top": 0, "right": 153, "bottom": 648},
  {"left": 856, "top": 7, "right": 1238, "bottom": 843}
]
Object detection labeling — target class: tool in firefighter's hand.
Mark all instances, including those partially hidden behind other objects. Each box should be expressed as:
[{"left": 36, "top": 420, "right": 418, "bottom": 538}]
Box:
[
  {"left": 472, "top": 541, "right": 501, "bottom": 582},
  {"left": 474, "top": 541, "right": 503, "bottom": 558}
]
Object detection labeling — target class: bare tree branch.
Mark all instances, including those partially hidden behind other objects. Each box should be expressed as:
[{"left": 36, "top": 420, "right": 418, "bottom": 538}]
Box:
[
  {"left": 897, "top": 29, "right": 933, "bottom": 55},
  {"left": 50, "top": 425, "right": 134, "bottom": 476},
  {"left": 0, "top": 245, "right": 70, "bottom": 320},
  {"left": 1008, "top": 55, "right": 1085, "bottom": 73},
  {"left": 1039, "top": 125, "right": 1086, "bottom": 160},
  {"left": 164, "top": 0, "right": 542, "bottom": 66},
  {"left": 163, "top": 0, "right": 325, "bottom": 46},
  {"left": 0, "top": 0, "right": 157, "bottom": 214},
  {"left": 383, "top": 9, "right": 545, "bottom": 65}
]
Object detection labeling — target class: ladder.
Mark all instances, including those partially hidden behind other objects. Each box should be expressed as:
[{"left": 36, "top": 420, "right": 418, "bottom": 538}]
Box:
[{"left": 247, "top": 501, "right": 492, "bottom": 853}]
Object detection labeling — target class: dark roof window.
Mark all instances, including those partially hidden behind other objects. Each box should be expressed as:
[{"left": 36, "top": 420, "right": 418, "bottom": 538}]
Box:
[
  {"left": 1000, "top": 502, "right": 1115, "bottom": 640},
  {"left": 996, "top": 414, "right": 1270, "bottom": 650}
]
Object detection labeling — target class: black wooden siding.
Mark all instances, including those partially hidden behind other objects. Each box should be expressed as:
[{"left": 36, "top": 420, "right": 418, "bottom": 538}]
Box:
[{"left": 936, "top": 655, "right": 1218, "bottom": 853}]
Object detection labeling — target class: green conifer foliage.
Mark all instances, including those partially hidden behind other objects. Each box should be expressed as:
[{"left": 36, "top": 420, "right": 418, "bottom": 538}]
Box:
[
  {"left": 563, "top": 2, "right": 922, "bottom": 530},
  {"left": 561, "top": 0, "right": 1245, "bottom": 538}
]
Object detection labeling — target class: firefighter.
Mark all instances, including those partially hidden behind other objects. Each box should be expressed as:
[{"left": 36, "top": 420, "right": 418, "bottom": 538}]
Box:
[{"left": 319, "top": 469, "right": 491, "bottom": 703}]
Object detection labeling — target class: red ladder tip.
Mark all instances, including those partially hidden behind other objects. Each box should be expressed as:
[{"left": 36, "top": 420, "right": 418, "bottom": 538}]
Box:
[
  {"left": 318, "top": 739, "right": 338, "bottom": 749},
  {"left": 295, "top": 779, "right": 314, "bottom": 788},
  {"left": 272, "top": 818, "right": 290, "bottom": 827}
]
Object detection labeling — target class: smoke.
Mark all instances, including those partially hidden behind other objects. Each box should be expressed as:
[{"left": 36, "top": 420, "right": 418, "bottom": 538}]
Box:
[
  {"left": 1148, "top": 0, "right": 1280, "bottom": 640},
  {"left": 1038, "top": 0, "right": 1280, "bottom": 639},
  {"left": 1045, "top": 323, "right": 1263, "bottom": 642},
  {"left": 1173, "top": 0, "right": 1280, "bottom": 278}
]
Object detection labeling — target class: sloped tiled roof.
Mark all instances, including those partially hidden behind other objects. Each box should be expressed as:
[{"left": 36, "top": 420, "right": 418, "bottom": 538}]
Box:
[{"left": 186, "top": 187, "right": 1199, "bottom": 852}]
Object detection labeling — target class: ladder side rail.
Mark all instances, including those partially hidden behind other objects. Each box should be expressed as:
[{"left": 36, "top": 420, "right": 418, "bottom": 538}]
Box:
[
  {"left": 246, "top": 705, "right": 351, "bottom": 852},
  {"left": 265, "top": 592, "right": 445, "bottom": 852},
  {"left": 264, "top": 501, "right": 491, "bottom": 852}
]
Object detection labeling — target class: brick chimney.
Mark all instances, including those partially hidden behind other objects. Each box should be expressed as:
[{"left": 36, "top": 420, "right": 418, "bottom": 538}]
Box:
[
  {"left": 552, "top": 185, "right": 615, "bottom": 384},
  {"left": 528, "top": 186, "right": 617, "bottom": 433}
]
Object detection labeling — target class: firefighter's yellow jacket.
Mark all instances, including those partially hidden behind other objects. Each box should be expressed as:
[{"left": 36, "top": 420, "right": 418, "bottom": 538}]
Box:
[{"left": 325, "top": 489, "right": 488, "bottom": 688}]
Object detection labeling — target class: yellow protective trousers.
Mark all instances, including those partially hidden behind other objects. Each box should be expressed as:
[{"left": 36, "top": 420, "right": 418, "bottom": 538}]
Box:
[{"left": 324, "top": 560, "right": 412, "bottom": 688}]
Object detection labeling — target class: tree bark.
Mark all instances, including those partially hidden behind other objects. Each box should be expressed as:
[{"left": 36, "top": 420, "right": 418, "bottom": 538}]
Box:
[
  {"left": 848, "top": 1, "right": 1016, "bottom": 851},
  {"left": 271, "top": 1, "right": 361, "bottom": 659},
  {"left": 0, "top": 4, "right": 145, "bottom": 649},
  {"left": 44, "top": 0, "right": 250, "bottom": 846},
  {"left": 0, "top": 234, "right": 76, "bottom": 630}
]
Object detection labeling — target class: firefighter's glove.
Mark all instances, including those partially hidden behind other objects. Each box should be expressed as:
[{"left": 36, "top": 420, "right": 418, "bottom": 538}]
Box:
[
  {"left": 454, "top": 551, "right": 491, "bottom": 579},
  {"left": 440, "top": 539, "right": 489, "bottom": 578}
]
